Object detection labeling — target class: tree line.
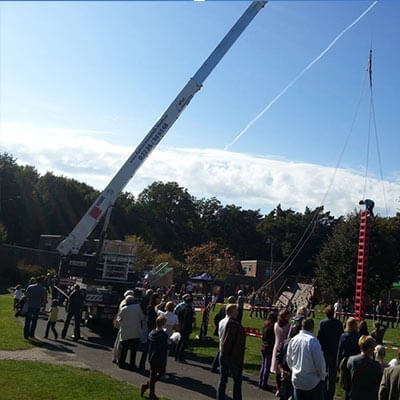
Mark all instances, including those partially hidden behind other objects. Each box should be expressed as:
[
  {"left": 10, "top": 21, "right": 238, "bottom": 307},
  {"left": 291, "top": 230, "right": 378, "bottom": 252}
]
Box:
[{"left": 1, "top": 152, "right": 399, "bottom": 299}]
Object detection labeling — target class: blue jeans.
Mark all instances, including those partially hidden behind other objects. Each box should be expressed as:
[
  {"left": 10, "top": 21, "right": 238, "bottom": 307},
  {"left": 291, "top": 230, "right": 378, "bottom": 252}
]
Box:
[
  {"left": 24, "top": 307, "right": 40, "bottom": 338},
  {"left": 216, "top": 353, "right": 242, "bottom": 400},
  {"left": 294, "top": 380, "right": 324, "bottom": 400}
]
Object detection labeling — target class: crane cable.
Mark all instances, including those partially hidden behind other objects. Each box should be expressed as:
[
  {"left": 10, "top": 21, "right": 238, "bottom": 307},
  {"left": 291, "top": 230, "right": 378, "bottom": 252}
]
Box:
[
  {"left": 258, "top": 64, "right": 371, "bottom": 293},
  {"left": 362, "top": 49, "right": 389, "bottom": 216}
]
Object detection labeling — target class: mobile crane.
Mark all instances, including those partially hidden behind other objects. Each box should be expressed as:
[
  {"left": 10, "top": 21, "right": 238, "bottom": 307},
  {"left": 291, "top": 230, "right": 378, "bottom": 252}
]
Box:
[{"left": 55, "top": 2, "right": 267, "bottom": 324}]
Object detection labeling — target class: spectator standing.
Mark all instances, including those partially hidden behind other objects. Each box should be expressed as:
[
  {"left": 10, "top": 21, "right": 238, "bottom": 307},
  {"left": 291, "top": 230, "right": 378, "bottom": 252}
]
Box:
[
  {"left": 377, "top": 300, "right": 386, "bottom": 325},
  {"left": 117, "top": 295, "right": 144, "bottom": 369},
  {"left": 61, "top": 284, "right": 84, "bottom": 341},
  {"left": 139, "top": 293, "right": 161, "bottom": 371},
  {"left": 379, "top": 351, "right": 400, "bottom": 400},
  {"left": 343, "top": 298, "right": 352, "bottom": 319},
  {"left": 277, "top": 327, "right": 300, "bottom": 400},
  {"left": 249, "top": 292, "right": 256, "bottom": 318},
  {"left": 286, "top": 318, "right": 326, "bottom": 399},
  {"left": 337, "top": 317, "right": 361, "bottom": 400},
  {"left": 24, "top": 276, "right": 48, "bottom": 339},
  {"left": 44, "top": 299, "right": 59, "bottom": 339},
  {"left": 236, "top": 290, "right": 245, "bottom": 324},
  {"left": 347, "top": 335, "right": 382, "bottom": 400},
  {"left": 216, "top": 304, "right": 246, "bottom": 400},
  {"left": 371, "top": 322, "right": 388, "bottom": 345},
  {"left": 374, "top": 345, "right": 389, "bottom": 373},
  {"left": 13, "top": 285, "right": 23, "bottom": 310},
  {"left": 140, "top": 316, "right": 169, "bottom": 400},
  {"left": 210, "top": 296, "right": 236, "bottom": 373},
  {"left": 359, "top": 320, "right": 369, "bottom": 336},
  {"left": 388, "top": 301, "right": 397, "bottom": 329},
  {"left": 112, "top": 290, "right": 135, "bottom": 363},
  {"left": 259, "top": 311, "right": 277, "bottom": 390},
  {"left": 334, "top": 298, "right": 344, "bottom": 320},
  {"left": 291, "top": 306, "right": 308, "bottom": 337},
  {"left": 317, "top": 305, "right": 344, "bottom": 400},
  {"left": 175, "top": 295, "right": 195, "bottom": 363},
  {"left": 270, "top": 309, "right": 292, "bottom": 396}
]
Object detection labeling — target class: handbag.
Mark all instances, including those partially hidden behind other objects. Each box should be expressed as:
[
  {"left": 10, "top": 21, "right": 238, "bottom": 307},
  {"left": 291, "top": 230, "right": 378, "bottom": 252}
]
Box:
[{"left": 339, "top": 356, "right": 352, "bottom": 391}]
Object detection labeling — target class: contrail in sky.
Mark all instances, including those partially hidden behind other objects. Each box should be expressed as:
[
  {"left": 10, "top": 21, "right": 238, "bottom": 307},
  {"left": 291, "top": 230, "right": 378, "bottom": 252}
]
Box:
[{"left": 225, "top": 1, "right": 378, "bottom": 150}]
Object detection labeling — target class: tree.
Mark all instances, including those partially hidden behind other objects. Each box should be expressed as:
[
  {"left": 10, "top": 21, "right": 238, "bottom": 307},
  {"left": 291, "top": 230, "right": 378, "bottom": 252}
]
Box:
[
  {"left": 135, "top": 181, "right": 201, "bottom": 258},
  {"left": 316, "top": 213, "right": 400, "bottom": 301},
  {"left": 0, "top": 153, "right": 41, "bottom": 246},
  {"left": 125, "top": 235, "right": 157, "bottom": 272},
  {"left": 257, "top": 205, "right": 337, "bottom": 276},
  {"left": 208, "top": 204, "right": 265, "bottom": 260},
  {"left": 184, "top": 241, "right": 239, "bottom": 280}
]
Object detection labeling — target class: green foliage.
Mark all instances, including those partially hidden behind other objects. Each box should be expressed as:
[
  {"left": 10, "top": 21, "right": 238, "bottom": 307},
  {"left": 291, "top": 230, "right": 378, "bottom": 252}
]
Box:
[
  {"left": 257, "top": 205, "right": 337, "bottom": 276},
  {"left": 16, "top": 262, "right": 47, "bottom": 283},
  {"left": 316, "top": 213, "right": 400, "bottom": 301},
  {"left": 125, "top": 235, "right": 157, "bottom": 272},
  {"left": 135, "top": 181, "right": 201, "bottom": 258},
  {"left": 184, "top": 241, "right": 238, "bottom": 279}
]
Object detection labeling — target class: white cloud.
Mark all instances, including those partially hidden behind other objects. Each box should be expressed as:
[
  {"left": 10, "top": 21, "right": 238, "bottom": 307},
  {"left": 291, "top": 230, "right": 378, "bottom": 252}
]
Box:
[{"left": 1, "top": 122, "right": 399, "bottom": 217}]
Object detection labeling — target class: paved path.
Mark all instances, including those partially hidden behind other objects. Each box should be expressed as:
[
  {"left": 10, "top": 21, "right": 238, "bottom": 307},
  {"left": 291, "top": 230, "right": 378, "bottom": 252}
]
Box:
[{"left": 1, "top": 311, "right": 276, "bottom": 400}]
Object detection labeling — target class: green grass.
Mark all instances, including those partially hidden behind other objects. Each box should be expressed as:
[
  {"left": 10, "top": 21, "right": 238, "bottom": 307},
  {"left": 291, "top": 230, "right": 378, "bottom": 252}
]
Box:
[
  {"left": 0, "top": 293, "right": 34, "bottom": 350},
  {"left": 0, "top": 360, "right": 167, "bottom": 400}
]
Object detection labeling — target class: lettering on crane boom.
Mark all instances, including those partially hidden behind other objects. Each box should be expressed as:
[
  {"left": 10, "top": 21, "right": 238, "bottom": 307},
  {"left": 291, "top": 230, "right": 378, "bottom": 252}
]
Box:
[{"left": 131, "top": 116, "right": 170, "bottom": 163}]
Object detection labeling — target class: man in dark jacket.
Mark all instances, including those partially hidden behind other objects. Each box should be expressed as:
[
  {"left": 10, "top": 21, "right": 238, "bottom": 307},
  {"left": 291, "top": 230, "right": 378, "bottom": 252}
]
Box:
[
  {"left": 175, "top": 295, "right": 195, "bottom": 363},
  {"left": 317, "top": 305, "right": 344, "bottom": 400},
  {"left": 61, "top": 285, "right": 84, "bottom": 341},
  {"left": 217, "top": 304, "right": 246, "bottom": 400},
  {"left": 141, "top": 316, "right": 169, "bottom": 400}
]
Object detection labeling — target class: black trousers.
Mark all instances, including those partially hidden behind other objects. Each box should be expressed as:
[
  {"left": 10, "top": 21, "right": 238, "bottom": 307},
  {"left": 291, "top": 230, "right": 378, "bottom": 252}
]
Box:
[
  {"left": 119, "top": 338, "right": 140, "bottom": 368},
  {"left": 45, "top": 321, "right": 58, "bottom": 338},
  {"left": 175, "top": 330, "right": 190, "bottom": 361},
  {"left": 61, "top": 310, "right": 82, "bottom": 339}
]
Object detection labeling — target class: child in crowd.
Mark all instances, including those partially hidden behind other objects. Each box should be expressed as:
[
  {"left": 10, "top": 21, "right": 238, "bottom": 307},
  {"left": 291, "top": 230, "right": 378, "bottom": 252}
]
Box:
[
  {"left": 13, "top": 285, "right": 23, "bottom": 310},
  {"left": 14, "top": 294, "right": 28, "bottom": 317},
  {"left": 44, "top": 299, "right": 59, "bottom": 339},
  {"left": 141, "top": 316, "right": 169, "bottom": 400}
]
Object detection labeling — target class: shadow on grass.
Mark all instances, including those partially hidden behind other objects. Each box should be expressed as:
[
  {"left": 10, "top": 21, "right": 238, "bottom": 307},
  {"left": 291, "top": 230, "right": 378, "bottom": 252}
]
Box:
[{"left": 185, "top": 338, "right": 218, "bottom": 365}]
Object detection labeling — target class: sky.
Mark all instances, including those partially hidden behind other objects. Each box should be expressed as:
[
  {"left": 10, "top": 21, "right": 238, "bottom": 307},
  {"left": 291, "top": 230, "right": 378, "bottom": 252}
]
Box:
[{"left": 1, "top": 1, "right": 399, "bottom": 218}]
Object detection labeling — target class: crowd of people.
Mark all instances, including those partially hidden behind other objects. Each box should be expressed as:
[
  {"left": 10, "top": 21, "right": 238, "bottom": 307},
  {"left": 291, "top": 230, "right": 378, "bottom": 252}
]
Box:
[
  {"left": 13, "top": 278, "right": 400, "bottom": 400},
  {"left": 334, "top": 298, "right": 400, "bottom": 328}
]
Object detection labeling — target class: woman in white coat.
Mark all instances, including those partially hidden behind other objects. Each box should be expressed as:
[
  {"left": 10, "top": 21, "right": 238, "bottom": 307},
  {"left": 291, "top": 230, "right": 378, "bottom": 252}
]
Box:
[{"left": 117, "top": 295, "right": 144, "bottom": 369}]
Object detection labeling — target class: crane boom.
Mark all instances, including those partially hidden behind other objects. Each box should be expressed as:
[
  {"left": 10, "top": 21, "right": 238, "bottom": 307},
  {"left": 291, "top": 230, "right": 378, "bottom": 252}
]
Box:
[{"left": 57, "top": 1, "right": 267, "bottom": 256}]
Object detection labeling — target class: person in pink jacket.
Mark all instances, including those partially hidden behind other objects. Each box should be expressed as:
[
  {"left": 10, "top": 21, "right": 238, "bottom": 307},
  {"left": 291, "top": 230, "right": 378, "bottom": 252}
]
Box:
[{"left": 270, "top": 309, "right": 291, "bottom": 396}]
